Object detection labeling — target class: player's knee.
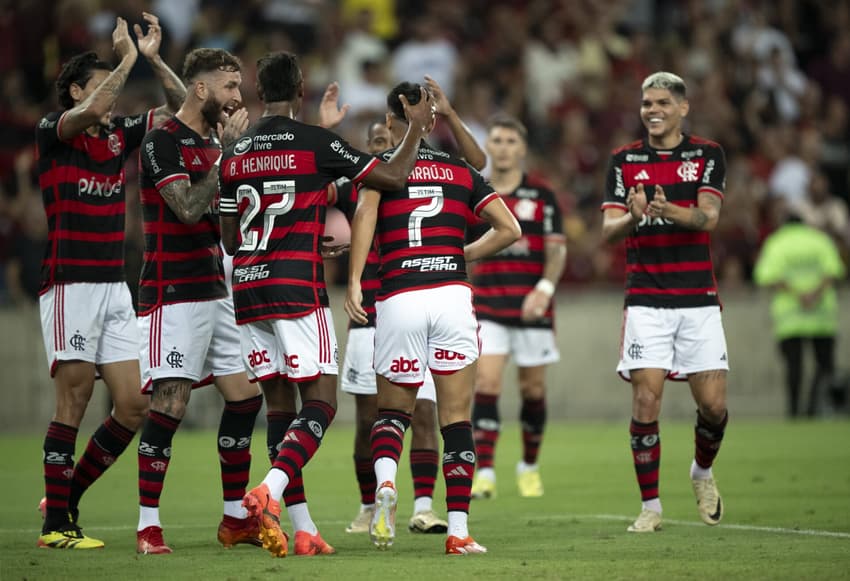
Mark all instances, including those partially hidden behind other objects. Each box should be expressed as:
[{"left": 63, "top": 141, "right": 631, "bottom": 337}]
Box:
[
  {"left": 475, "top": 375, "right": 501, "bottom": 395},
  {"left": 699, "top": 401, "right": 727, "bottom": 424},
  {"left": 519, "top": 379, "right": 545, "bottom": 400}
]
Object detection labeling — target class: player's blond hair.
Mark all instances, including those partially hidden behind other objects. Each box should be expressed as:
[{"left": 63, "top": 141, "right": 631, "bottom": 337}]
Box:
[{"left": 641, "top": 72, "right": 687, "bottom": 100}]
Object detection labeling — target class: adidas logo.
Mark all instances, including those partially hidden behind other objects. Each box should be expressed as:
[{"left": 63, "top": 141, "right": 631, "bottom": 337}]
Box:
[
  {"left": 634, "top": 169, "right": 650, "bottom": 181},
  {"left": 447, "top": 466, "right": 469, "bottom": 478},
  {"left": 720, "top": 353, "right": 727, "bottom": 361},
  {"left": 192, "top": 155, "right": 203, "bottom": 166}
]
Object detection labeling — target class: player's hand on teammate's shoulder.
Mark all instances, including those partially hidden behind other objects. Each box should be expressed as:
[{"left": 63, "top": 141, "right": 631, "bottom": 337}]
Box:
[
  {"left": 318, "top": 82, "right": 351, "bottom": 130},
  {"left": 112, "top": 17, "right": 138, "bottom": 62}
]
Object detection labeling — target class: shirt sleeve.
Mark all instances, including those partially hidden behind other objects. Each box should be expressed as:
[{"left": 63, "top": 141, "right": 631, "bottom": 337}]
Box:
[
  {"left": 34, "top": 112, "right": 64, "bottom": 154},
  {"left": 540, "top": 186, "right": 565, "bottom": 239},
  {"left": 316, "top": 127, "right": 378, "bottom": 183},
  {"left": 219, "top": 147, "right": 239, "bottom": 217},
  {"left": 116, "top": 110, "right": 155, "bottom": 153},
  {"left": 469, "top": 166, "right": 499, "bottom": 216},
  {"left": 601, "top": 153, "right": 628, "bottom": 212},
  {"left": 698, "top": 143, "right": 726, "bottom": 199},
  {"left": 141, "top": 129, "right": 189, "bottom": 191}
]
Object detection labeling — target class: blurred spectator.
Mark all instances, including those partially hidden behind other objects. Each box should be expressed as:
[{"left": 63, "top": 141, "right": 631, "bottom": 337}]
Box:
[
  {"left": 818, "top": 95, "right": 850, "bottom": 204},
  {"left": 391, "top": 12, "right": 458, "bottom": 99},
  {"left": 768, "top": 126, "right": 821, "bottom": 209},
  {"left": 753, "top": 208, "right": 847, "bottom": 417},
  {"left": 796, "top": 171, "right": 850, "bottom": 254}
]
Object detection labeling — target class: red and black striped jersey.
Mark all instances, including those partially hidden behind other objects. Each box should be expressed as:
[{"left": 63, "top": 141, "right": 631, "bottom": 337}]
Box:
[
  {"left": 35, "top": 109, "right": 153, "bottom": 291},
  {"left": 601, "top": 134, "right": 726, "bottom": 308},
  {"left": 334, "top": 177, "right": 380, "bottom": 328},
  {"left": 469, "top": 175, "right": 565, "bottom": 328},
  {"left": 373, "top": 142, "right": 499, "bottom": 299},
  {"left": 138, "top": 116, "right": 226, "bottom": 315},
  {"left": 219, "top": 116, "right": 378, "bottom": 323}
]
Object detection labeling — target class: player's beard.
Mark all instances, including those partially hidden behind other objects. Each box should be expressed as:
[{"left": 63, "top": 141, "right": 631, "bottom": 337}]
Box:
[{"left": 201, "top": 94, "right": 225, "bottom": 129}]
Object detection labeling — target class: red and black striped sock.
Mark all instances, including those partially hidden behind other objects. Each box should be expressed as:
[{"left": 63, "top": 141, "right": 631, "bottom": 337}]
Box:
[
  {"left": 472, "top": 393, "right": 500, "bottom": 470},
  {"left": 441, "top": 421, "right": 475, "bottom": 514},
  {"left": 266, "top": 411, "right": 296, "bottom": 463},
  {"left": 630, "top": 418, "right": 661, "bottom": 502},
  {"left": 42, "top": 421, "right": 77, "bottom": 532},
  {"left": 694, "top": 410, "right": 728, "bottom": 469},
  {"left": 271, "top": 400, "right": 335, "bottom": 483},
  {"left": 218, "top": 395, "right": 262, "bottom": 503},
  {"left": 410, "top": 448, "right": 439, "bottom": 500},
  {"left": 69, "top": 416, "right": 134, "bottom": 518},
  {"left": 138, "top": 411, "right": 181, "bottom": 509},
  {"left": 520, "top": 397, "right": 546, "bottom": 465},
  {"left": 371, "top": 410, "right": 411, "bottom": 465},
  {"left": 354, "top": 455, "right": 376, "bottom": 505}
]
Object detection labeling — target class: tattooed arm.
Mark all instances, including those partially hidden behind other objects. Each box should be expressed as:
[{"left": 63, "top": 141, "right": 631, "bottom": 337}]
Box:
[
  {"left": 58, "top": 17, "right": 138, "bottom": 139},
  {"left": 159, "top": 162, "right": 221, "bottom": 225},
  {"left": 135, "top": 12, "right": 186, "bottom": 126}
]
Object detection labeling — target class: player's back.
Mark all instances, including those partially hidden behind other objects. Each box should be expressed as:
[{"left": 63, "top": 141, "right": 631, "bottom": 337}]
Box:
[
  {"left": 220, "top": 115, "right": 378, "bottom": 322},
  {"left": 373, "top": 142, "right": 498, "bottom": 299}
]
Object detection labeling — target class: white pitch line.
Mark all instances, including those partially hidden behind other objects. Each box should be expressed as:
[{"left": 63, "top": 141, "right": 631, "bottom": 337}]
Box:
[
  {"left": 537, "top": 513, "right": 850, "bottom": 539},
  {"left": 3, "top": 515, "right": 848, "bottom": 540}
]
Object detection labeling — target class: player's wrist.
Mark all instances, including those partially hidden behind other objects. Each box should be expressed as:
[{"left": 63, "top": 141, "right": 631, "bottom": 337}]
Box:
[{"left": 535, "top": 279, "right": 555, "bottom": 298}]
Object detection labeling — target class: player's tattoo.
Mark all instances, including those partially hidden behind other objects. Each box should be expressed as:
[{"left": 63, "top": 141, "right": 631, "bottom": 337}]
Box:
[
  {"left": 152, "top": 379, "right": 192, "bottom": 413},
  {"left": 159, "top": 168, "right": 219, "bottom": 224},
  {"left": 100, "top": 69, "right": 129, "bottom": 100},
  {"left": 690, "top": 208, "right": 709, "bottom": 229}
]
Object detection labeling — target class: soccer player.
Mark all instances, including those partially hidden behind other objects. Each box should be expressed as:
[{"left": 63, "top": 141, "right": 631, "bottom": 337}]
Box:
[
  {"left": 345, "top": 81, "right": 521, "bottom": 555},
  {"left": 135, "top": 47, "right": 263, "bottom": 555},
  {"left": 34, "top": 13, "right": 184, "bottom": 549},
  {"left": 220, "top": 51, "right": 434, "bottom": 559},
  {"left": 468, "top": 115, "right": 566, "bottom": 500},
  {"left": 339, "top": 77, "right": 486, "bottom": 535},
  {"left": 601, "top": 72, "right": 730, "bottom": 533}
]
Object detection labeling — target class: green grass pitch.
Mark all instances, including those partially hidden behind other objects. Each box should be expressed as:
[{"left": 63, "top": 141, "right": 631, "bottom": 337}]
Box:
[{"left": 1, "top": 419, "right": 848, "bottom": 580}]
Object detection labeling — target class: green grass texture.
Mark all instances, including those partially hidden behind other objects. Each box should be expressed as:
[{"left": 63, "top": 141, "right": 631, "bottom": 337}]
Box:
[{"left": 1, "top": 419, "right": 849, "bottom": 580}]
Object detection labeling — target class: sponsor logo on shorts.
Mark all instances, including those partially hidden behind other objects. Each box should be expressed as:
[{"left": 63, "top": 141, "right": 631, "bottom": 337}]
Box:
[
  {"left": 390, "top": 356, "right": 420, "bottom": 373},
  {"left": 434, "top": 349, "right": 465, "bottom": 361},
  {"left": 248, "top": 349, "right": 271, "bottom": 368},
  {"left": 283, "top": 353, "right": 299, "bottom": 370}
]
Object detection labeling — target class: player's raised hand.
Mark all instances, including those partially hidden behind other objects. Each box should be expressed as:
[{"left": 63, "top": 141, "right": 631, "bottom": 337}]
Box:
[
  {"left": 216, "top": 106, "right": 249, "bottom": 146},
  {"left": 424, "top": 75, "right": 453, "bottom": 116},
  {"left": 400, "top": 87, "right": 435, "bottom": 134},
  {"left": 134, "top": 12, "right": 163, "bottom": 60},
  {"left": 318, "top": 82, "right": 351, "bottom": 129},
  {"left": 113, "top": 17, "right": 138, "bottom": 62}
]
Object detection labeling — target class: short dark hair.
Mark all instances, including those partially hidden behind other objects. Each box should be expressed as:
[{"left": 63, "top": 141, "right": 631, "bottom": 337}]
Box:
[
  {"left": 256, "top": 52, "right": 302, "bottom": 103},
  {"left": 182, "top": 48, "right": 241, "bottom": 82},
  {"left": 486, "top": 114, "right": 528, "bottom": 142},
  {"left": 56, "top": 51, "right": 112, "bottom": 110},
  {"left": 386, "top": 81, "right": 422, "bottom": 121}
]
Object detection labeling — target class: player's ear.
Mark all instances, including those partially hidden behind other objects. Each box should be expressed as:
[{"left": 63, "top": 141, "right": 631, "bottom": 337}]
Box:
[
  {"left": 69, "top": 83, "right": 84, "bottom": 104},
  {"left": 680, "top": 98, "right": 690, "bottom": 119}
]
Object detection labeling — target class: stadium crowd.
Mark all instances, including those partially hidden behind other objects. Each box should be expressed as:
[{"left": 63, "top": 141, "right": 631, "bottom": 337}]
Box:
[{"left": 1, "top": 0, "right": 850, "bottom": 307}]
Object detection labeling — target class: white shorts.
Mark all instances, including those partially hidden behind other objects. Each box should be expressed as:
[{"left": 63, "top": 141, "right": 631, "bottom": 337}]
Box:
[
  {"left": 240, "top": 307, "right": 339, "bottom": 383},
  {"left": 617, "top": 305, "right": 729, "bottom": 381},
  {"left": 40, "top": 282, "right": 140, "bottom": 376},
  {"left": 139, "top": 297, "right": 244, "bottom": 392},
  {"left": 478, "top": 319, "right": 560, "bottom": 367},
  {"left": 341, "top": 326, "right": 436, "bottom": 401},
  {"left": 374, "top": 284, "right": 479, "bottom": 387}
]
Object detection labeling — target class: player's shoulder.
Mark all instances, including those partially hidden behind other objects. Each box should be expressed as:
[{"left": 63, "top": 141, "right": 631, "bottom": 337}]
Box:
[
  {"left": 520, "top": 174, "right": 557, "bottom": 197},
  {"left": 611, "top": 138, "right": 645, "bottom": 157},
  {"left": 687, "top": 134, "right": 722, "bottom": 149}
]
